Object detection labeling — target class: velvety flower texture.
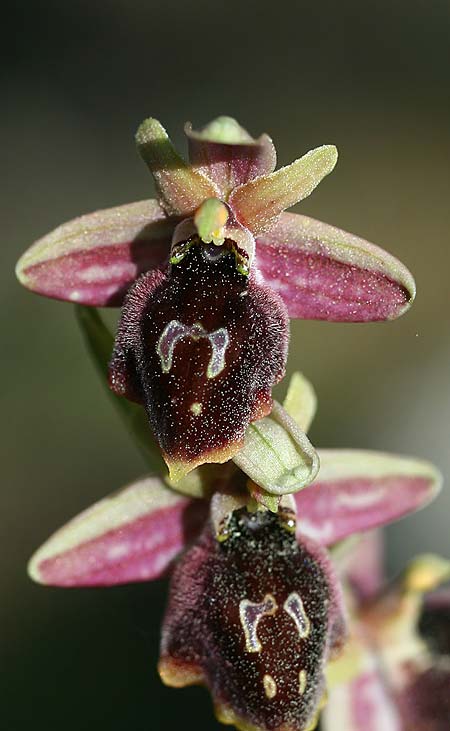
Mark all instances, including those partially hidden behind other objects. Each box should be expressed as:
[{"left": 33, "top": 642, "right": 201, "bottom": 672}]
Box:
[
  {"left": 17, "top": 114, "right": 430, "bottom": 731},
  {"left": 27, "top": 375, "right": 442, "bottom": 731},
  {"left": 323, "top": 533, "right": 450, "bottom": 731},
  {"left": 16, "top": 115, "right": 416, "bottom": 479}
]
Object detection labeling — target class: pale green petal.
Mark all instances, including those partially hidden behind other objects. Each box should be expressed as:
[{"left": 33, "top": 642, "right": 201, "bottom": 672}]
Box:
[
  {"left": 136, "top": 118, "right": 219, "bottom": 216},
  {"left": 283, "top": 371, "right": 317, "bottom": 433},
  {"left": 230, "top": 145, "right": 338, "bottom": 234},
  {"left": 233, "top": 402, "right": 319, "bottom": 495}
]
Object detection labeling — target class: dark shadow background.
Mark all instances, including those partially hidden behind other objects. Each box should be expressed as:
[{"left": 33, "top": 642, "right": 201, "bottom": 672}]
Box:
[{"left": 2, "top": 1, "right": 450, "bottom": 728}]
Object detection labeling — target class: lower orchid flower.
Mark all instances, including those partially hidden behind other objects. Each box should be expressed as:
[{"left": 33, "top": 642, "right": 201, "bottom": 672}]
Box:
[
  {"left": 28, "top": 370, "right": 442, "bottom": 731},
  {"left": 15, "top": 115, "right": 416, "bottom": 478},
  {"left": 323, "top": 532, "right": 450, "bottom": 731}
]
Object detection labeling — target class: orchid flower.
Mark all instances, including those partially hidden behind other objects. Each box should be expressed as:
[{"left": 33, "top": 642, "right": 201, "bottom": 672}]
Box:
[
  {"left": 323, "top": 533, "right": 450, "bottom": 731},
  {"left": 16, "top": 116, "right": 416, "bottom": 479},
  {"left": 17, "top": 115, "right": 428, "bottom": 730},
  {"left": 27, "top": 372, "right": 441, "bottom": 731}
]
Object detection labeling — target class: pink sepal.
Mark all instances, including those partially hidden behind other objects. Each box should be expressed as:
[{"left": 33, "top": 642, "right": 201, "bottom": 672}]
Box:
[
  {"left": 16, "top": 200, "right": 172, "bottom": 306},
  {"left": 296, "top": 450, "right": 441, "bottom": 546},
  {"left": 28, "top": 476, "right": 207, "bottom": 587},
  {"left": 185, "top": 122, "right": 276, "bottom": 198},
  {"left": 256, "top": 213, "right": 415, "bottom": 322}
]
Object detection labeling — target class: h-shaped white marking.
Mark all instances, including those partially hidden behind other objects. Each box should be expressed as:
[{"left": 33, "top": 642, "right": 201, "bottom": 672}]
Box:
[
  {"left": 239, "top": 594, "right": 278, "bottom": 653},
  {"left": 157, "top": 319, "right": 229, "bottom": 379},
  {"left": 239, "top": 591, "right": 311, "bottom": 655}
]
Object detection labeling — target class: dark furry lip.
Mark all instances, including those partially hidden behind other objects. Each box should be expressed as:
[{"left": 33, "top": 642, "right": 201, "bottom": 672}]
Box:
[{"left": 109, "top": 242, "right": 289, "bottom": 480}]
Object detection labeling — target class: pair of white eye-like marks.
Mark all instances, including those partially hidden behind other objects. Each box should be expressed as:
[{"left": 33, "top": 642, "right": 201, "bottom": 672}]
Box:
[
  {"left": 239, "top": 592, "right": 310, "bottom": 700},
  {"left": 157, "top": 320, "right": 229, "bottom": 380},
  {"left": 239, "top": 591, "right": 311, "bottom": 654}
]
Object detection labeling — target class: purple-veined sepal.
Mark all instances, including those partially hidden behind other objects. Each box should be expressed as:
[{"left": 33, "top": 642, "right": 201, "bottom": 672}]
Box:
[
  {"left": 185, "top": 116, "right": 277, "bottom": 199},
  {"left": 16, "top": 199, "right": 172, "bottom": 306},
  {"left": 159, "top": 497, "right": 346, "bottom": 731},
  {"left": 28, "top": 475, "right": 207, "bottom": 587},
  {"left": 255, "top": 212, "right": 416, "bottom": 321},
  {"left": 296, "top": 450, "right": 441, "bottom": 546}
]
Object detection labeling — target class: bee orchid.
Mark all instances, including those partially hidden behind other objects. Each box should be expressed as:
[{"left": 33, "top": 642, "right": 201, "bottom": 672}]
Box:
[{"left": 16, "top": 116, "right": 416, "bottom": 478}]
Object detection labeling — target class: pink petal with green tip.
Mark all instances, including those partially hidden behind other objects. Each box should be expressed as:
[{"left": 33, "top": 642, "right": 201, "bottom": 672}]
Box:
[
  {"left": 185, "top": 119, "right": 276, "bottom": 198},
  {"left": 256, "top": 212, "right": 416, "bottom": 321},
  {"left": 296, "top": 450, "right": 441, "bottom": 546},
  {"left": 16, "top": 200, "right": 173, "bottom": 306},
  {"left": 28, "top": 476, "right": 207, "bottom": 587},
  {"left": 229, "top": 145, "right": 338, "bottom": 234}
]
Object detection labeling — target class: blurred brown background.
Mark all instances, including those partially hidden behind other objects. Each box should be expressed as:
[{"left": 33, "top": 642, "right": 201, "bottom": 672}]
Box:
[{"left": 2, "top": 0, "right": 449, "bottom": 728}]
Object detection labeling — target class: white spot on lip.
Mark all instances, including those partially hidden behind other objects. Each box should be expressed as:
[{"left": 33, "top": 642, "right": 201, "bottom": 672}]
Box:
[
  {"left": 263, "top": 674, "right": 277, "bottom": 699},
  {"left": 299, "top": 669, "right": 307, "bottom": 695}
]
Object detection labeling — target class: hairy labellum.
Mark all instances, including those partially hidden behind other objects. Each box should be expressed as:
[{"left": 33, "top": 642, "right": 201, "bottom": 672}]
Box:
[
  {"left": 109, "top": 240, "right": 288, "bottom": 479},
  {"left": 159, "top": 509, "right": 346, "bottom": 731}
]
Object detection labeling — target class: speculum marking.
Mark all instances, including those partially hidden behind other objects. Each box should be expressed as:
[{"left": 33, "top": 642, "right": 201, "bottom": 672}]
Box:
[
  {"left": 157, "top": 319, "right": 229, "bottom": 379},
  {"left": 283, "top": 592, "right": 311, "bottom": 639},
  {"left": 299, "top": 669, "right": 307, "bottom": 695},
  {"left": 239, "top": 594, "right": 278, "bottom": 653},
  {"left": 263, "top": 674, "right": 277, "bottom": 699}
]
